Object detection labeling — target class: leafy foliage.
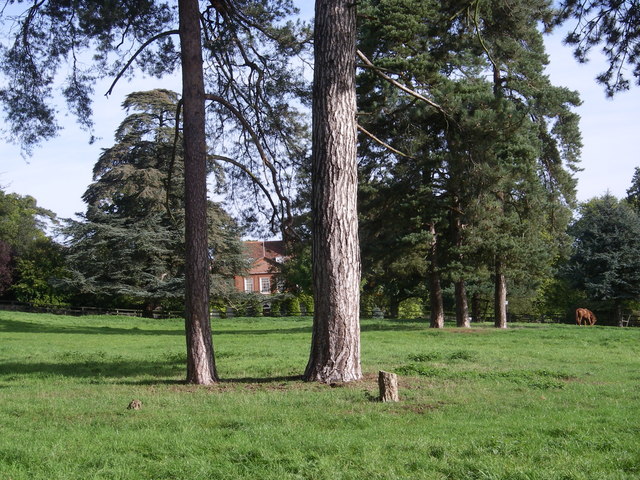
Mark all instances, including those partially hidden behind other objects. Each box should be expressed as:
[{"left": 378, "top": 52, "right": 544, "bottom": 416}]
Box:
[
  {"left": 0, "top": 240, "right": 13, "bottom": 296},
  {"left": 0, "top": 189, "right": 62, "bottom": 301}
]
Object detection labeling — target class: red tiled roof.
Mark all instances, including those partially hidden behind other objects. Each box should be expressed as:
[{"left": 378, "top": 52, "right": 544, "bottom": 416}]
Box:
[{"left": 243, "top": 240, "right": 286, "bottom": 261}]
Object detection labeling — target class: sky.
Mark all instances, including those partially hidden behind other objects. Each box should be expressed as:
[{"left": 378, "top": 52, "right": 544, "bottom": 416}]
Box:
[{"left": 0, "top": 10, "right": 639, "bottom": 221}]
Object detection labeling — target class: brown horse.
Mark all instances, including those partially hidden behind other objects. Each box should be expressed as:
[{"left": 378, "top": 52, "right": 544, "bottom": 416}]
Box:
[{"left": 576, "top": 308, "right": 597, "bottom": 326}]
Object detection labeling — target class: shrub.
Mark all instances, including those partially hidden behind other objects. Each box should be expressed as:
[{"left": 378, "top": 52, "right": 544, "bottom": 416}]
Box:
[
  {"left": 298, "top": 293, "right": 313, "bottom": 315},
  {"left": 398, "top": 298, "right": 425, "bottom": 319},
  {"left": 283, "top": 296, "right": 301, "bottom": 316}
]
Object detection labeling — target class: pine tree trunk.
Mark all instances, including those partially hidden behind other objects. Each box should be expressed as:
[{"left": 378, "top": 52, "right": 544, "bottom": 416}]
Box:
[
  {"left": 451, "top": 202, "right": 469, "bottom": 328},
  {"left": 494, "top": 261, "right": 508, "bottom": 329},
  {"left": 455, "top": 280, "right": 470, "bottom": 328},
  {"left": 428, "top": 223, "right": 444, "bottom": 328},
  {"left": 388, "top": 298, "right": 399, "bottom": 319},
  {"left": 429, "top": 271, "right": 444, "bottom": 328},
  {"left": 471, "top": 291, "right": 481, "bottom": 323},
  {"left": 179, "top": 0, "right": 217, "bottom": 384},
  {"left": 615, "top": 301, "right": 623, "bottom": 327},
  {"left": 304, "top": 0, "right": 361, "bottom": 383}
]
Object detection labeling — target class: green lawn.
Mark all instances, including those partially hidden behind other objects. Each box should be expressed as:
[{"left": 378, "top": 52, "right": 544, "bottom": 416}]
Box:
[{"left": 1, "top": 311, "right": 639, "bottom": 479}]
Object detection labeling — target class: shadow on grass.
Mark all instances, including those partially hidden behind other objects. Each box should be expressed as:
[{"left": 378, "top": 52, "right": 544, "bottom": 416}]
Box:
[
  {"left": 0, "top": 318, "right": 316, "bottom": 337},
  {"left": 0, "top": 318, "right": 184, "bottom": 336},
  {"left": 0, "top": 357, "right": 308, "bottom": 386},
  {"left": 213, "top": 327, "right": 311, "bottom": 336},
  {"left": 360, "top": 320, "right": 427, "bottom": 332},
  {"left": 0, "top": 358, "right": 184, "bottom": 381},
  {"left": 221, "top": 375, "right": 304, "bottom": 384}
]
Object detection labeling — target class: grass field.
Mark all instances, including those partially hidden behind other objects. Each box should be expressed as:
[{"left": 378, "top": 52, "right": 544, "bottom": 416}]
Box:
[{"left": 0, "top": 311, "right": 639, "bottom": 479}]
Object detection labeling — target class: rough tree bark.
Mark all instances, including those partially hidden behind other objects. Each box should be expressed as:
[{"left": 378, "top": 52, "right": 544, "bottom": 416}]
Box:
[
  {"left": 378, "top": 371, "right": 399, "bottom": 402},
  {"left": 304, "top": 0, "right": 362, "bottom": 383},
  {"left": 428, "top": 223, "right": 445, "bottom": 328},
  {"left": 494, "top": 260, "right": 508, "bottom": 329},
  {"left": 179, "top": 0, "right": 217, "bottom": 384}
]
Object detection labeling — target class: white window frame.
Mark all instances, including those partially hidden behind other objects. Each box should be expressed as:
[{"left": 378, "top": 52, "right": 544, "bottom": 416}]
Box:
[
  {"left": 260, "top": 277, "right": 271, "bottom": 294},
  {"left": 244, "top": 278, "right": 253, "bottom": 293}
]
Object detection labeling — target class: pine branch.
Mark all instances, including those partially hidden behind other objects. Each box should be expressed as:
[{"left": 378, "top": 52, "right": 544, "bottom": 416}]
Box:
[
  {"left": 105, "top": 30, "right": 180, "bottom": 97},
  {"left": 204, "top": 93, "right": 295, "bottom": 237},
  {"left": 356, "top": 49, "right": 447, "bottom": 116},
  {"left": 357, "top": 124, "right": 415, "bottom": 159}
]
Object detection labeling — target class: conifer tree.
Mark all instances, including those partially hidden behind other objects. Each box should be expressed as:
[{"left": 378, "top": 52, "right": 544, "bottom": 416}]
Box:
[
  {"left": 566, "top": 194, "right": 640, "bottom": 326},
  {"left": 357, "top": 0, "right": 581, "bottom": 326},
  {"left": 62, "top": 90, "right": 244, "bottom": 313}
]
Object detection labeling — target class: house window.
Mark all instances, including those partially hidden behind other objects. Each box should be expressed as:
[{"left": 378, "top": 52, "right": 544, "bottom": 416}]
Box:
[
  {"left": 260, "top": 277, "right": 271, "bottom": 294},
  {"left": 244, "top": 278, "right": 253, "bottom": 292}
]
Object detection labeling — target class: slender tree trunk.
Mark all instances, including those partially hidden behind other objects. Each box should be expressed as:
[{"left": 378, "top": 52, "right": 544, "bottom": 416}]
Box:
[
  {"left": 451, "top": 198, "right": 470, "bottom": 327},
  {"left": 455, "top": 280, "right": 470, "bottom": 328},
  {"left": 304, "top": 0, "right": 361, "bottom": 383},
  {"left": 428, "top": 223, "right": 444, "bottom": 328},
  {"left": 471, "top": 291, "right": 481, "bottom": 323},
  {"left": 494, "top": 260, "right": 507, "bottom": 329},
  {"left": 429, "top": 271, "right": 445, "bottom": 328},
  {"left": 388, "top": 298, "right": 399, "bottom": 319},
  {"left": 179, "top": 0, "right": 217, "bottom": 384},
  {"left": 615, "top": 301, "right": 623, "bottom": 327}
]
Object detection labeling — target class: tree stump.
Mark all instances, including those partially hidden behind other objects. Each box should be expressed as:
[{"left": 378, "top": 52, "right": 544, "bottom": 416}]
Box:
[
  {"left": 127, "top": 399, "right": 142, "bottom": 410},
  {"left": 378, "top": 370, "right": 399, "bottom": 402}
]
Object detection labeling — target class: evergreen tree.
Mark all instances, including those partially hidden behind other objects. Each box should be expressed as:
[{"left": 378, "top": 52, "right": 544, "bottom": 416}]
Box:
[
  {"left": 565, "top": 194, "right": 640, "bottom": 325},
  {"left": 357, "top": 0, "right": 580, "bottom": 327},
  {"left": 62, "top": 90, "right": 245, "bottom": 313},
  {"left": 626, "top": 166, "right": 640, "bottom": 212}
]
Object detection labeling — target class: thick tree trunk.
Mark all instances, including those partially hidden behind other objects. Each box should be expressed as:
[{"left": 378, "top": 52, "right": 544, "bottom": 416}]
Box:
[
  {"left": 428, "top": 223, "right": 444, "bottom": 328},
  {"left": 494, "top": 260, "right": 508, "bottom": 329},
  {"left": 304, "top": 0, "right": 361, "bottom": 383},
  {"left": 179, "top": 0, "right": 217, "bottom": 384},
  {"left": 455, "top": 280, "right": 470, "bottom": 328}
]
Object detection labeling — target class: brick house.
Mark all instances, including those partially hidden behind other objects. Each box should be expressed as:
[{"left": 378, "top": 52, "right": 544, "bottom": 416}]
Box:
[{"left": 234, "top": 240, "right": 287, "bottom": 294}]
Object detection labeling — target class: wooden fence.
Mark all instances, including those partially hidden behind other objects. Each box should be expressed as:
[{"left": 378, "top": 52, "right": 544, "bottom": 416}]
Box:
[{"left": 0, "top": 301, "right": 182, "bottom": 319}]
